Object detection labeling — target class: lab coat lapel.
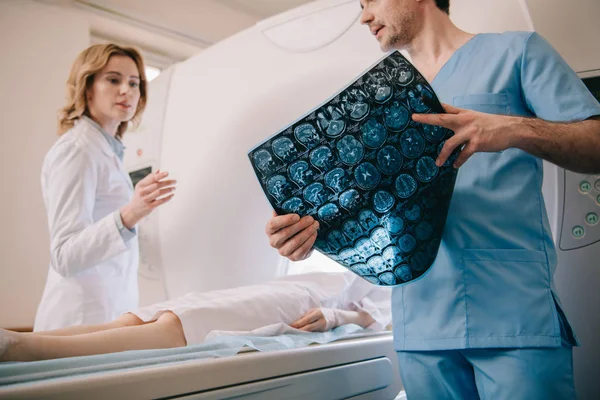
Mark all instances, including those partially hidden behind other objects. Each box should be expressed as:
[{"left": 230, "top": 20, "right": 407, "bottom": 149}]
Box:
[{"left": 80, "top": 119, "right": 134, "bottom": 191}]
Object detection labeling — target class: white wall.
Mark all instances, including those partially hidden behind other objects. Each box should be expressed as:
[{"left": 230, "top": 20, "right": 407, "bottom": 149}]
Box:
[
  {"left": 450, "top": 0, "right": 533, "bottom": 33},
  {"left": 526, "top": 0, "right": 600, "bottom": 73},
  {"left": 0, "top": 0, "right": 90, "bottom": 328}
]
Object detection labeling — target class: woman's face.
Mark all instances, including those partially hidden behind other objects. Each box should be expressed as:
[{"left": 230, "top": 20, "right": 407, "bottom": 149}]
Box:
[{"left": 87, "top": 55, "right": 141, "bottom": 132}]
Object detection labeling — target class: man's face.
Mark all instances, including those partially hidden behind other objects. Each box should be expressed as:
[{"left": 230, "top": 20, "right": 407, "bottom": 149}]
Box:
[{"left": 359, "top": 0, "right": 420, "bottom": 52}]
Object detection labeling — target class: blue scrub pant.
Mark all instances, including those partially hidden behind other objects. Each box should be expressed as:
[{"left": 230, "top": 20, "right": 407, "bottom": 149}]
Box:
[{"left": 396, "top": 346, "right": 576, "bottom": 399}]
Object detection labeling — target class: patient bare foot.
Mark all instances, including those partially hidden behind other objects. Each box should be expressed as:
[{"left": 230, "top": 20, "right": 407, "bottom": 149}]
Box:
[
  {"left": 0, "top": 328, "right": 31, "bottom": 362},
  {"left": 0, "top": 329, "right": 17, "bottom": 362}
]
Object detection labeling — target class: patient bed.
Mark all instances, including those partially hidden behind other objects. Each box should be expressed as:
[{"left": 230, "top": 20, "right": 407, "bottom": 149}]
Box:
[{"left": 0, "top": 329, "right": 403, "bottom": 399}]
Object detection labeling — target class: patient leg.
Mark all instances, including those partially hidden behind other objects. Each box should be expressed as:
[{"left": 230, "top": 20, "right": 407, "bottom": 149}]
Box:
[
  {"left": 29, "top": 313, "right": 146, "bottom": 337},
  {"left": 1, "top": 312, "right": 186, "bottom": 362}
]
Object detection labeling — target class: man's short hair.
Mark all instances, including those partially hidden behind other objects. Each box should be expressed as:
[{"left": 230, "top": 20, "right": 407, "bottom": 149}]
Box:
[{"left": 435, "top": 0, "right": 450, "bottom": 14}]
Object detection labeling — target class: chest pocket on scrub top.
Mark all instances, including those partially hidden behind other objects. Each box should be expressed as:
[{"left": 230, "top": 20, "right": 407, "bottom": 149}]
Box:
[{"left": 452, "top": 93, "right": 509, "bottom": 115}]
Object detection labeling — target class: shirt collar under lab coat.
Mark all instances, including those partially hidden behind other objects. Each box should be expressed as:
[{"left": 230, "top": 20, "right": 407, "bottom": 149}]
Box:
[{"left": 81, "top": 116, "right": 125, "bottom": 161}]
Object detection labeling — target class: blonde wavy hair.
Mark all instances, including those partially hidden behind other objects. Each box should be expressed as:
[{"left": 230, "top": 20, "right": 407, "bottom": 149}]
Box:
[{"left": 58, "top": 43, "right": 148, "bottom": 139}]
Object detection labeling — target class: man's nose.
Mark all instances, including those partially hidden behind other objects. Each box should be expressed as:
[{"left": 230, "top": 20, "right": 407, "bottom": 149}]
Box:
[{"left": 359, "top": 8, "right": 373, "bottom": 25}]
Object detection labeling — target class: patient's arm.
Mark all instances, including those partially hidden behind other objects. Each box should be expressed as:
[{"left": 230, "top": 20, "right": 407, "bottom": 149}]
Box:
[
  {"left": 290, "top": 307, "right": 375, "bottom": 332},
  {"left": 0, "top": 312, "right": 186, "bottom": 362}
]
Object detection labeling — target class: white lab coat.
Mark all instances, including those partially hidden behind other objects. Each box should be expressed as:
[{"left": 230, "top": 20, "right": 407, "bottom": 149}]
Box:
[{"left": 34, "top": 118, "right": 139, "bottom": 331}]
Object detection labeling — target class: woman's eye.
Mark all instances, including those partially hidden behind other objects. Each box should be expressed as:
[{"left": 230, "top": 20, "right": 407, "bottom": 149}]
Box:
[
  {"left": 109, "top": 78, "right": 120, "bottom": 84},
  {"left": 129, "top": 82, "right": 139, "bottom": 88}
]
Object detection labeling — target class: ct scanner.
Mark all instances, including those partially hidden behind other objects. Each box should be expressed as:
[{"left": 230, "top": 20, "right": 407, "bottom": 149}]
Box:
[{"left": 1, "top": 0, "right": 599, "bottom": 398}]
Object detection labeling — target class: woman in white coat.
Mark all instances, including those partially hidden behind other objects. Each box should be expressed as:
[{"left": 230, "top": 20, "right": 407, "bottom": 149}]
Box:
[
  {"left": 33, "top": 44, "right": 176, "bottom": 331},
  {"left": 1, "top": 271, "right": 391, "bottom": 362}
]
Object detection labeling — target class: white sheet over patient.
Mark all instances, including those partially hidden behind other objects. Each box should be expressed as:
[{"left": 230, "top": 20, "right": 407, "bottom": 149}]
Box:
[{"left": 132, "top": 271, "right": 391, "bottom": 345}]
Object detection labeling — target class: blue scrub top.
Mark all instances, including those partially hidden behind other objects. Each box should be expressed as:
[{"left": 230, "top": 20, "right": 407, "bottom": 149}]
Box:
[{"left": 392, "top": 32, "right": 600, "bottom": 351}]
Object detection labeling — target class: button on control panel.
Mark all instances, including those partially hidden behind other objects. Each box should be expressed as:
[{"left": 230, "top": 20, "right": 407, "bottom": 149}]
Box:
[
  {"left": 580, "top": 180, "right": 592, "bottom": 193},
  {"left": 586, "top": 213, "right": 599, "bottom": 226},
  {"left": 560, "top": 172, "right": 600, "bottom": 250}
]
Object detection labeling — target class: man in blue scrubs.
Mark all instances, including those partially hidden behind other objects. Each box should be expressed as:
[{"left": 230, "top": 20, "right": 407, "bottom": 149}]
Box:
[{"left": 265, "top": 0, "right": 600, "bottom": 398}]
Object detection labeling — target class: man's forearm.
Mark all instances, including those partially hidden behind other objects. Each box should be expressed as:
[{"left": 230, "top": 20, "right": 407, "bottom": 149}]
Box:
[{"left": 510, "top": 116, "right": 600, "bottom": 174}]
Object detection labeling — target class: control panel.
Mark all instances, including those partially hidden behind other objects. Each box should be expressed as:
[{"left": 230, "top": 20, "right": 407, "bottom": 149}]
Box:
[
  {"left": 559, "top": 172, "right": 600, "bottom": 250},
  {"left": 559, "top": 74, "right": 600, "bottom": 251}
]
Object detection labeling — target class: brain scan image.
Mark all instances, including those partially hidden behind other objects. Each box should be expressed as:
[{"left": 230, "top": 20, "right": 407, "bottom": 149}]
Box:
[
  {"left": 361, "top": 118, "right": 388, "bottom": 149},
  {"left": 339, "top": 189, "right": 364, "bottom": 212},
  {"left": 397, "top": 233, "right": 417, "bottom": 253},
  {"left": 404, "top": 204, "right": 422, "bottom": 222},
  {"left": 350, "top": 263, "right": 374, "bottom": 277},
  {"left": 317, "top": 105, "right": 346, "bottom": 138},
  {"left": 327, "top": 230, "right": 347, "bottom": 251},
  {"left": 416, "top": 156, "right": 438, "bottom": 182},
  {"left": 383, "top": 101, "right": 410, "bottom": 131},
  {"left": 371, "top": 227, "right": 392, "bottom": 250},
  {"left": 394, "top": 264, "right": 413, "bottom": 282},
  {"left": 358, "top": 209, "right": 379, "bottom": 231},
  {"left": 383, "top": 245, "right": 402, "bottom": 268},
  {"left": 386, "top": 58, "right": 415, "bottom": 86},
  {"left": 272, "top": 137, "right": 298, "bottom": 163},
  {"left": 423, "top": 123, "right": 447, "bottom": 143},
  {"left": 373, "top": 190, "right": 395, "bottom": 213},
  {"left": 377, "top": 145, "right": 403, "bottom": 175},
  {"left": 395, "top": 173, "right": 418, "bottom": 199},
  {"left": 365, "top": 71, "right": 393, "bottom": 103},
  {"left": 266, "top": 175, "right": 294, "bottom": 203},
  {"left": 354, "top": 162, "right": 381, "bottom": 191},
  {"left": 252, "top": 149, "right": 277, "bottom": 176},
  {"left": 411, "top": 251, "right": 430, "bottom": 272},
  {"left": 303, "top": 182, "right": 329, "bottom": 207},
  {"left": 324, "top": 168, "right": 351, "bottom": 193},
  {"left": 356, "top": 238, "right": 378, "bottom": 259},
  {"left": 400, "top": 128, "right": 426, "bottom": 159},
  {"left": 249, "top": 51, "right": 459, "bottom": 286},
  {"left": 342, "top": 220, "right": 364, "bottom": 242},
  {"left": 317, "top": 203, "right": 341, "bottom": 225},
  {"left": 340, "top": 247, "right": 362, "bottom": 265},
  {"left": 341, "top": 88, "right": 370, "bottom": 121},
  {"left": 408, "top": 83, "right": 435, "bottom": 113},
  {"left": 294, "top": 123, "right": 321, "bottom": 149},
  {"left": 337, "top": 135, "right": 365, "bottom": 166},
  {"left": 416, "top": 220, "right": 434, "bottom": 241},
  {"left": 282, "top": 197, "right": 306, "bottom": 214},
  {"left": 288, "top": 160, "right": 315, "bottom": 187},
  {"left": 382, "top": 212, "right": 405, "bottom": 235},
  {"left": 310, "top": 145, "right": 335, "bottom": 172}
]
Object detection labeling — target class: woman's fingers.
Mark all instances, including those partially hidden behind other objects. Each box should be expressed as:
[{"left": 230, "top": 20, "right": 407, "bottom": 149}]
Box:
[
  {"left": 138, "top": 179, "right": 177, "bottom": 196},
  {"left": 299, "top": 319, "right": 326, "bottom": 332},
  {"left": 145, "top": 186, "right": 176, "bottom": 203},
  {"left": 290, "top": 309, "right": 319, "bottom": 329},
  {"left": 137, "top": 170, "right": 169, "bottom": 187},
  {"left": 149, "top": 193, "right": 175, "bottom": 209}
]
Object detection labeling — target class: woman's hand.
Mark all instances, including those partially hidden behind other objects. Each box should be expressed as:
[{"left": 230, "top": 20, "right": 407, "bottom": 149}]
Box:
[
  {"left": 290, "top": 308, "right": 331, "bottom": 332},
  {"left": 120, "top": 170, "right": 176, "bottom": 229}
]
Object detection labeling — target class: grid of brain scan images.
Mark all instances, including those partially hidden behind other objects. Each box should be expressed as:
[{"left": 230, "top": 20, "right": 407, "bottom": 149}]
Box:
[{"left": 249, "top": 52, "right": 460, "bottom": 286}]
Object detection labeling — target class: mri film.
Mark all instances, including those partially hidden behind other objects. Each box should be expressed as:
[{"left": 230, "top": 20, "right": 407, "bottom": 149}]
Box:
[{"left": 249, "top": 51, "right": 460, "bottom": 286}]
